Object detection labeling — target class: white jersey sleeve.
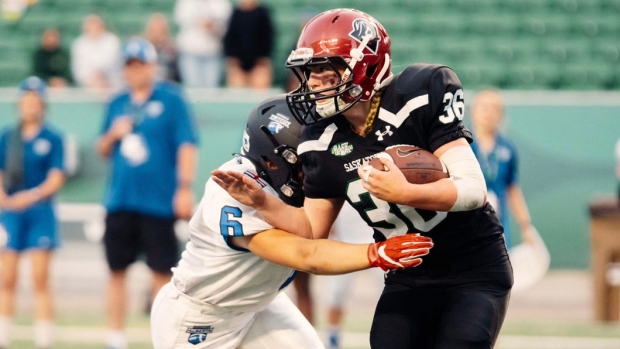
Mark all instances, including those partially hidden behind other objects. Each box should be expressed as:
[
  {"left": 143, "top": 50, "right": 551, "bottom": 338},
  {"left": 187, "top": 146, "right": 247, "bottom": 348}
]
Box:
[{"left": 172, "top": 157, "right": 297, "bottom": 312}]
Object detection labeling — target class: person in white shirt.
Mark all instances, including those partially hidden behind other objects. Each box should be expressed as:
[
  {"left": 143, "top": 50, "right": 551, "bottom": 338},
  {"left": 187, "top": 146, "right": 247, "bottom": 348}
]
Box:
[
  {"left": 150, "top": 95, "right": 434, "bottom": 349},
  {"left": 70, "top": 14, "right": 121, "bottom": 89},
  {"left": 174, "top": 0, "right": 232, "bottom": 88}
]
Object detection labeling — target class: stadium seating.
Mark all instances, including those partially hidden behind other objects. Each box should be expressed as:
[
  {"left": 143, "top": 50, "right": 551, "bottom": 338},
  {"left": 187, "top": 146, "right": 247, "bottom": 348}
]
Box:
[{"left": 0, "top": 0, "right": 616, "bottom": 90}]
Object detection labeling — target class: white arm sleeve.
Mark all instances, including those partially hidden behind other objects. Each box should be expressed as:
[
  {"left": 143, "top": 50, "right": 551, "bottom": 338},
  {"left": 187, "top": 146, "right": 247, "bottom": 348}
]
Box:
[{"left": 439, "top": 145, "right": 487, "bottom": 212}]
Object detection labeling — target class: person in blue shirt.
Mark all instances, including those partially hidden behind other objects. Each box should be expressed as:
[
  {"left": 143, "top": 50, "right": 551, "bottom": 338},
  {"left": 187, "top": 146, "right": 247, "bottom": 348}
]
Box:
[
  {"left": 0, "top": 76, "right": 66, "bottom": 349},
  {"left": 470, "top": 89, "right": 533, "bottom": 248},
  {"left": 96, "top": 37, "right": 199, "bottom": 349}
]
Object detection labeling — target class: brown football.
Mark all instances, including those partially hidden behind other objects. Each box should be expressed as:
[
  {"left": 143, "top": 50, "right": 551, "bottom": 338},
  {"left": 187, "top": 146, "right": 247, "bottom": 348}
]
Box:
[{"left": 368, "top": 145, "right": 449, "bottom": 184}]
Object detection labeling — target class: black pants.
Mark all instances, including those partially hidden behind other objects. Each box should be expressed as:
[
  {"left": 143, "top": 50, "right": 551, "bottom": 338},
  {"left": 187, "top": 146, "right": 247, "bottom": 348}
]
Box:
[
  {"left": 103, "top": 211, "right": 178, "bottom": 273},
  {"left": 370, "top": 238, "right": 513, "bottom": 349}
]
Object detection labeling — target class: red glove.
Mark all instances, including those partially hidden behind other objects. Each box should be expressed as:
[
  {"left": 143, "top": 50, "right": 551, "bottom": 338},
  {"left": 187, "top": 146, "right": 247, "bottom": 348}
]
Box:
[{"left": 368, "top": 234, "right": 433, "bottom": 271}]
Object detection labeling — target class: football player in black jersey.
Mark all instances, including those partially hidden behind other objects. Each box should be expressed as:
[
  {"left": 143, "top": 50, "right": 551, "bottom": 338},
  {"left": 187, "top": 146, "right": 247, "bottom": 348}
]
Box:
[{"left": 213, "top": 8, "right": 513, "bottom": 349}]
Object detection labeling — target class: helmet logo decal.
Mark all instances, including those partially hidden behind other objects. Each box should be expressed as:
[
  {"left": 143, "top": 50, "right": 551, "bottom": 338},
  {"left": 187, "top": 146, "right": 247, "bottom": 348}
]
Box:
[
  {"left": 287, "top": 47, "right": 314, "bottom": 65},
  {"left": 268, "top": 122, "right": 284, "bottom": 134},
  {"left": 267, "top": 113, "right": 292, "bottom": 134},
  {"left": 242, "top": 130, "right": 250, "bottom": 153},
  {"left": 349, "top": 19, "right": 378, "bottom": 54}
]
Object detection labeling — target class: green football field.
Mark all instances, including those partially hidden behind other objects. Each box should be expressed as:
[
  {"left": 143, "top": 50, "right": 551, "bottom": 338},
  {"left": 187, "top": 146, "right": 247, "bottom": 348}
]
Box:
[
  {"left": 7, "top": 308, "right": 620, "bottom": 349},
  {"left": 6, "top": 265, "right": 620, "bottom": 349}
]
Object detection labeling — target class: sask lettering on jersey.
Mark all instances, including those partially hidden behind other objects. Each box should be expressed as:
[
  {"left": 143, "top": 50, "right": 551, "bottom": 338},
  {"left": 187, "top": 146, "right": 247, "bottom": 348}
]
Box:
[
  {"left": 343, "top": 153, "right": 381, "bottom": 172},
  {"left": 300, "top": 64, "right": 503, "bottom": 257}
]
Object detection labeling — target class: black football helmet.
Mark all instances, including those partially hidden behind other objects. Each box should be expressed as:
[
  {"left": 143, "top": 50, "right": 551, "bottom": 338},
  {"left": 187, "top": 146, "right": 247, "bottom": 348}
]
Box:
[{"left": 240, "top": 94, "right": 304, "bottom": 207}]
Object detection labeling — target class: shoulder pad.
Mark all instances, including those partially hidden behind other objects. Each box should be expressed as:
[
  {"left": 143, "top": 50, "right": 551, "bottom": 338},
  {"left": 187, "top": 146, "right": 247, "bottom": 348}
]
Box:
[
  {"left": 393, "top": 64, "right": 449, "bottom": 95},
  {"left": 301, "top": 118, "right": 336, "bottom": 142}
]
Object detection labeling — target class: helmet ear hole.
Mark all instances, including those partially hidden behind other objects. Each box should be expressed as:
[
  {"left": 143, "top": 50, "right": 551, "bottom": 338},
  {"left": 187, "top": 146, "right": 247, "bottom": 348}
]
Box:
[
  {"left": 366, "top": 64, "right": 377, "bottom": 78},
  {"left": 261, "top": 156, "right": 278, "bottom": 169}
]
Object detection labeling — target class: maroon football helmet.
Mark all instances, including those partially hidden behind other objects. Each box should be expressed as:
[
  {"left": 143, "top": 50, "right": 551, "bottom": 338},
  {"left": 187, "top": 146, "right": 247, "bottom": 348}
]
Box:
[{"left": 286, "top": 9, "right": 392, "bottom": 125}]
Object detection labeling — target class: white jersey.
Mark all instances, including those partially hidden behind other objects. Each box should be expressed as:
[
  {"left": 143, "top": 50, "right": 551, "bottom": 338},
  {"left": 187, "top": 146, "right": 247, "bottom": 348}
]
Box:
[{"left": 172, "top": 157, "right": 296, "bottom": 313}]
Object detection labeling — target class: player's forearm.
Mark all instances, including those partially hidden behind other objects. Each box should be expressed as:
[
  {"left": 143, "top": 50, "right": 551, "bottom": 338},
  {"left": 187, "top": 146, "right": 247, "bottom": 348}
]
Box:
[
  {"left": 298, "top": 240, "right": 369, "bottom": 275},
  {"left": 401, "top": 179, "right": 459, "bottom": 211},
  {"left": 257, "top": 195, "right": 313, "bottom": 239},
  {"left": 243, "top": 229, "right": 369, "bottom": 274}
]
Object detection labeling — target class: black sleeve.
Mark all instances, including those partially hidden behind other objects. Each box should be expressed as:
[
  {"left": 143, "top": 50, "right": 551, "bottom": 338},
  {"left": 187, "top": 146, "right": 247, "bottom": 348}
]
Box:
[
  {"left": 301, "top": 152, "right": 340, "bottom": 199},
  {"left": 299, "top": 126, "right": 343, "bottom": 199},
  {"left": 425, "top": 67, "right": 472, "bottom": 152}
]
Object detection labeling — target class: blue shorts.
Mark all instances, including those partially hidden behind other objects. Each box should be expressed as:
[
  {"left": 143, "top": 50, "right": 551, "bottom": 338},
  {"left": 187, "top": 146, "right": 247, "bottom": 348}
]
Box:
[{"left": 0, "top": 203, "right": 59, "bottom": 252}]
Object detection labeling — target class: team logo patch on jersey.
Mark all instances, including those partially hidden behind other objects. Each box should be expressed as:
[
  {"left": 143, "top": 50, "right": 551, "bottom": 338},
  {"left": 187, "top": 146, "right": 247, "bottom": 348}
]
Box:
[
  {"left": 243, "top": 170, "right": 267, "bottom": 188},
  {"left": 331, "top": 142, "right": 354, "bottom": 157},
  {"left": 33, "top": 139, "right": 51, "bottom": 156},
  {"left": 146, "top": 101, "right": 163, "bottom": 118},
  {"left": 349, "top": 18, "right": 379, "bottom": 54},
  {"left": 497, "top": 146, "right": 512, "bottom": 161},
  {"left": 186, "top": 326, "right": 214, "bottom": 345}
]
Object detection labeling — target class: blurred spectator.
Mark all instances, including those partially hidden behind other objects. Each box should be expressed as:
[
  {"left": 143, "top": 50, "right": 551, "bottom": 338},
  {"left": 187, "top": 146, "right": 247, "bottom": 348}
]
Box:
[
  {"left": 174, "top": 0, "right": 232, "bottom": 88},
  {"left": 144, "top": 13, "right": 181, "bottom": 83},
  {"left": 1, "top": 0, "right": 31, "bottom": 22},
  {"left": 96, "top": 38, "right": 198, "bottom": 349},
  {"left": 71, "top": 14, "right": 121, "bottom": 89},
  {"left": 32, "top": 27, "right": 72, "bottom": 88},
  {"left": 470, "top": 89, "right": 534, "bottom": 247},
  {"left": 0, "top": 76, "right": 66, "bottom": 349},
  {"left": 223, "top": 0, "right": 274, "bottom": 89}
]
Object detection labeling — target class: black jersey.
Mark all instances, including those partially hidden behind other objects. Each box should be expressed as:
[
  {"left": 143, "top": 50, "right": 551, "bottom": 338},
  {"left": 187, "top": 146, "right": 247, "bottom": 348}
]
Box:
[{"left": 298, "top": 64, "right": 504, "bottom": 262}]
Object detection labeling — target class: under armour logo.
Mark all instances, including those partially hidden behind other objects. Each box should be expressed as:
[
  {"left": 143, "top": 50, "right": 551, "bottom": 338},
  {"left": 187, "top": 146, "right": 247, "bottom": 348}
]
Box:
[{"left": 375, "top": 126, "right": 393, "bottom": 141}]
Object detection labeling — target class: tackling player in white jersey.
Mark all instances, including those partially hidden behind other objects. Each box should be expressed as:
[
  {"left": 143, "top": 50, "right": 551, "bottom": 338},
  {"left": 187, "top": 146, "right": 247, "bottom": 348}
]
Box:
[{"left": 150, "top": 95, "right": 434, "bottom": 349}]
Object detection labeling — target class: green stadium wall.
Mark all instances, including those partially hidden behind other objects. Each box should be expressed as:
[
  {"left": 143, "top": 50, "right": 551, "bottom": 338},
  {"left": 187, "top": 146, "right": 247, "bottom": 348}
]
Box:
[{"left": 0, "top": 89, "right": 618, "bottom": 269}]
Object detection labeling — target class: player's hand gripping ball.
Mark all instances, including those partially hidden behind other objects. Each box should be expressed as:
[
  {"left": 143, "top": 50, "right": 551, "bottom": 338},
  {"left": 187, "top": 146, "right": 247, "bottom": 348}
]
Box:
[{"left": 366, "top": 145, "right": 449, "bottom": 184}]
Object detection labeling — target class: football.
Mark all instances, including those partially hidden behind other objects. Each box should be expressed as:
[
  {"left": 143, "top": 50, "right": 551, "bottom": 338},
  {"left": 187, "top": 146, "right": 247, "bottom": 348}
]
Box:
[{"left": 367, "top": 145, "right": 449, "bottom": 184}]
